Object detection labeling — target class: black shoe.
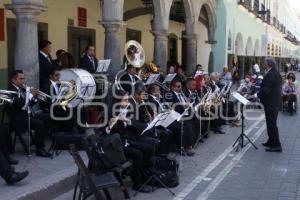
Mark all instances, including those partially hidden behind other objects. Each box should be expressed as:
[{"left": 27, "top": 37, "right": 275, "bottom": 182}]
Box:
[
  {"left": 7, "top": 156, "right": 19, "bottom": 165},
  {"left": 215, "top": 130, "right": 225, "bottom": 134},
  {"left": 36, "top": 149, "right": 51, "bottom": 157},
  {"left": 133, "top": 185, "right": 152, "bottom": 193},
  {"left": 5, "top": 171, "right": 29, "bottom": 185},
  {"left": 262, "top": 142, "right": 271, "bottom": 147},
  {"left": 265, "top": 147, "right": 282, "bottom": 152}
]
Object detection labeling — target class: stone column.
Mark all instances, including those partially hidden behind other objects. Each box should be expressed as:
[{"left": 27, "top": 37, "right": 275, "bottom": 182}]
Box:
[
  {"left": 152, "top": 30, "right": 168, "bottom": 73},
  {"left": 102, "top": 22, "right": 123, "bottom": 82},
  {"left": 184, "top": 34, "right": 198, "bottom": 75},
  {"left": 5, "top": 0, "right": 46, "bottom": 87}
]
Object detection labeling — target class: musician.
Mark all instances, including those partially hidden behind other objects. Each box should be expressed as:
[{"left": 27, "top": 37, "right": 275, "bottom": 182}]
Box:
[
  {"left": 282, "top": 73, "right": 297, "bottom": 115},
  {"left": 78, "top": 45, "right": 98, "bottom": 74},
  {"left": 120, "top": 64, "right": 139, "bottom": 95},
  {"left": 259, "top": 57, "right": 282, "bottom": 152},
  {"left": 40, "top": 67, "right": 75, "bottom": 132},
  {"left": 53, "top": 49, "right": 66, "bottom": 67},
  {"left": 7, "top": 70, "right": 51, "bottom": 157},
  {"left": 39, "top": 40, "right": 54, "bottom": 89},
  {"left": 167, "top": 79, "right": 196, "bottom": 156},
  {"left": 0, "top": 151, "right": 29, "bottom": 185},
  {"left": 105, "top": 89, "right": 152, "bottom": 193},
  {"left": 207, "top": 72, "right": 225, "bottom": 134}
]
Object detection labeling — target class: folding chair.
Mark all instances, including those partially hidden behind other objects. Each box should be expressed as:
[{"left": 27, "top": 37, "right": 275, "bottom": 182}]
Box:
[
  {"left": 69, "top": 144, "right": 120, "bottom": 200},
  {"left": 84, "top": 133, "right": 131, "bottom": 199}
]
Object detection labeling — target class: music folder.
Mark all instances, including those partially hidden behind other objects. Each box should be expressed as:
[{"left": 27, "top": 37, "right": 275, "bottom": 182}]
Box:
[
  {"left": 141, "top": 110, "right": 181, "bottom": 135},
  {"left": 145, "top": 74, "right": 160, "bottom": 85},
  {"left": 232, "top": 92, "right": 250, "bottom": 105},
  {"left": 97, "top": 59, "right": 111, "bottom": 73}
]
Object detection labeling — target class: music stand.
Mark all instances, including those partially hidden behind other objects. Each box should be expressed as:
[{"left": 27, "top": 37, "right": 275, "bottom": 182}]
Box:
[
  {"left": 145, "top": 74, "right": 160, "bottom": 85},
  {"left": 231, "top": 92, "right": 258, "bottom": 151},
  {"left": 96, "top": 59, "right": 111, "bottom": 73},
  {"left": 136, "top": 111, "right": 177, "bottom": 196}
]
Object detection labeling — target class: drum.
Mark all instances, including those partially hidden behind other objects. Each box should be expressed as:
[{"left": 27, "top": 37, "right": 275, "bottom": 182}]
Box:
[{"left": 60, "top": 68, "right": 96, "bottom": 108}]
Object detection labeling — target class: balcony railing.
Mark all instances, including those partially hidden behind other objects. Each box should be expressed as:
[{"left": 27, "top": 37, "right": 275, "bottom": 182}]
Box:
[{"left": 237, "top": 0, "right": 252, "bottom": 10}]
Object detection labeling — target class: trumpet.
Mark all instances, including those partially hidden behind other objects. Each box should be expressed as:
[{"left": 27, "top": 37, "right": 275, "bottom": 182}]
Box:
[
  {"left": 22, "top": 84, "right": 52, "bottom": 102},
  {"left": 0, "top": 90, "right": 17, "bottom": 104}
]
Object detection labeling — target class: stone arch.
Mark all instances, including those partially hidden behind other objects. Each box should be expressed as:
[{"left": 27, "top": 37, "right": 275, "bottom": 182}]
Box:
[
  {"left": 199, "top": 1, "right": 217, "bottom": 41},
  {"left": 235, "top": 32, "right": 244, "bottom": 55},
  {"left": 254, "top": 39, "right": 260, "bottom": 56},
  {"left": 123, "top": 7, "right": 153, "bottom": 21},
  {"left": 245, "top": 37, "right": 254, "bottom": 56}
]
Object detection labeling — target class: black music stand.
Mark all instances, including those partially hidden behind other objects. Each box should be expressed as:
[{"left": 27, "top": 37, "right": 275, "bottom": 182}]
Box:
[
  {"left": 135, "top": 113, "right": 176, "bottom": 197},
  {"left": 232, "top": 92, "right": 258, "bottom": 151}
]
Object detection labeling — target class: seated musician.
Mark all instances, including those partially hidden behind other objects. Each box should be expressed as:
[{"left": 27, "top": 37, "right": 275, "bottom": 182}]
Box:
[
  {"left": 282, "top": 73, "right": 297, "bottom": 115},
  {"left": 120, "top": 65, "right": 139, "bottom": 95},
  {"left": 208, "top": 72, "right": 225, "bottom": 134},
  {"left": 40, "top": 67, "right": 75, "bottom": 132},
  {"left": 7, "top": 70, "right": 51, "bottom": 157},
  {"left": 167, "top": 79, "right": 197, "bottom": 156},
  {"left": 0, "top": 151, "right": 29, "bottom": 185},
  {"left": 105, "top": 89, "right": 152, "bottom": 193},
  {"left": 183, "top": 78, "right": 203, "bottom": 140}
]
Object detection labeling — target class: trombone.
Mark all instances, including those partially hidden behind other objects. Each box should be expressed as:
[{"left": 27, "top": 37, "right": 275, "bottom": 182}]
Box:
[{"left": 22, "top": 84, "right": 52, "bottom": 102}]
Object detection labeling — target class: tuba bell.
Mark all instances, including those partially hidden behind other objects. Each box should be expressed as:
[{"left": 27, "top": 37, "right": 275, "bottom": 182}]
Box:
[{"left": 115, "top": 40, "right": 146, "bottom": 91}]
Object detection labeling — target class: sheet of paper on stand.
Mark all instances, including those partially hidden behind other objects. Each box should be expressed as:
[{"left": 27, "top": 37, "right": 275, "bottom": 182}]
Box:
[
  {"left": 145, "top": 74, "right": 160, "bottom": 85},
  {"left": 232, "top": 92, "right": 250, "bottom": 105},
  {"left": 163, "top": 73, "right": 177, "bottom": 84},
  {"left": 141, "top": 110, "right": 181, "bottom": 134},
  {"left": 97, "top": 59, "right": 111, "bottom": 73}
]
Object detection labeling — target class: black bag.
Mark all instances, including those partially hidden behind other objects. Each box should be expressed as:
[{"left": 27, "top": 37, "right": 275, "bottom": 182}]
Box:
[
  {"left": 151, "top": 156, "right": 179, "bottom": 188},
  {"left": 152, "top": 156, "right": 179, "bottom": 172},
  {"left": 88, "top": 133, "right": 127, "bottom": 172}
]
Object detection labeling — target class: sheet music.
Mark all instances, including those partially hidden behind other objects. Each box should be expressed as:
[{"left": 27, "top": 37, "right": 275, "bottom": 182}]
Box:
[
  {"left": 232, "top": 92, "right": 250, "bottom": 105},
  {"left": 97, "top": 59, "right": 111, "bottom": 73},
  {"left": 145, "top": 74, "right": 160, "bottom": 85},
  {"left": 194, "top": 70, "right": 208, "bottom": 78},
  {"left": 163, "top": 73, "right": 177, "bottom": 84},
  {"left": 141, "top": 110, "right": 180, "bottom": 134}
]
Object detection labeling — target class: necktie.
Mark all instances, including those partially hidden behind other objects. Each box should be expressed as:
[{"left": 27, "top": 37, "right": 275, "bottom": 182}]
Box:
[
  {"left": 47, "top": 56, "right": 52, "bottom": 64},
  {"left": 178, "top": 94, "right": 185, "bottom": 104},
  {"left": 90, "top": 58, "right": 95, "bottom": 71},
  {"left": 131, "top": 76, "right": 136, "bottom": 84}
]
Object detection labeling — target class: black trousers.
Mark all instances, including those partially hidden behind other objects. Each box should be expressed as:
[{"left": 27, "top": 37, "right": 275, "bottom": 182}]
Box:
[
  {"left": 143, "top": 127, "right": 173, "bottom": 154},
  {"left": 0, "top": 151, "right": 12, "bottom": 181},
  {"left": 12, "top": 118, "right": 46, "bottom": 150},
  {"left": 265, "top": 110, "right": 281, "bottom": 148},
  {"left": 123, "top": 146, "right": 143, "bottom": 187},
  {"left": 168, "top": 120, "right": 196, "bottom": 148},
  {"left": 0, "top": 125, "right": 13, "bottom": 157},
  {"left": 283, "top": 94, "right": 296, "bottom": 113}
]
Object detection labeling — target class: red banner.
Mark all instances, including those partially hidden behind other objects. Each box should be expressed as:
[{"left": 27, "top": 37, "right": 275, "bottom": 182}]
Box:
[
  {"left": 78, "top": 7, "right": 87, "bottom": 27},
  {"left": 0, "top": 9, "right": 4, "bottom": 41}
]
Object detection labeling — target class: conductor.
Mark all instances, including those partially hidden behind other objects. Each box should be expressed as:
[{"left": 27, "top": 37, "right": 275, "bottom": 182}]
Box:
[{"left": 259, "top": 57, "right": 282, "bottom": 152}]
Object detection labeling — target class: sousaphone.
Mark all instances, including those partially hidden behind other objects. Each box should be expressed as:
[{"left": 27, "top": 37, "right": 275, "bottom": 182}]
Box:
[{"left": 115, "top": 40, "right": 145, "bottom": 90}]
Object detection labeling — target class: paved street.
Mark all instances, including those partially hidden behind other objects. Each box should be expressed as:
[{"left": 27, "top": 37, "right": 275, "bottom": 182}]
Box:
[
  {"left": 55, "top": 73, "right": 300, "bottom": 200},
  {"left": 1, "top": 74, "right": 300, "bottom": 200}
]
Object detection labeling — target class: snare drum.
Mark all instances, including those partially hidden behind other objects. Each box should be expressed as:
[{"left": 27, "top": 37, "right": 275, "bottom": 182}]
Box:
[{"left": 60, "top": 68, "right": 96, "bottom": 108}]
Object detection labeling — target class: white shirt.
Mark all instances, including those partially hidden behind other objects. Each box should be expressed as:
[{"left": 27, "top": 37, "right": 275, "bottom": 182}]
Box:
[
  {"left": 50, "top": 79, "right": 59, "bottom": 95},
  {"left": 150, "top": 95, "right": 164, "bottom": 112},
  {"left": 253, "top": 64, "right": 260, "bottom": 73},
  {"left": 40, "top": 50, "right": 52, "bottom": 64},
  {"left": 174, "top": 91, "right": 186, "bottom": 104}
]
